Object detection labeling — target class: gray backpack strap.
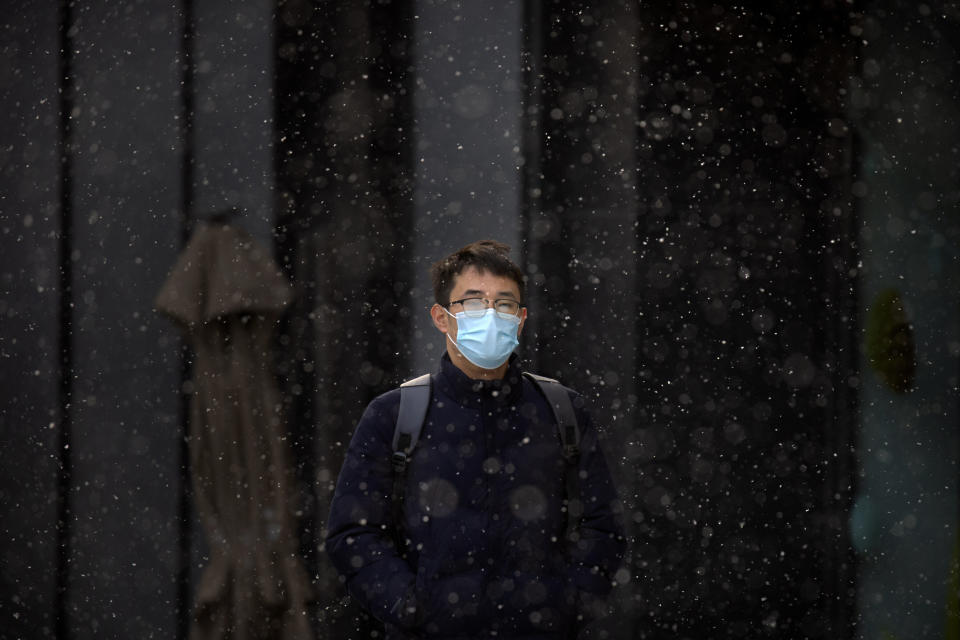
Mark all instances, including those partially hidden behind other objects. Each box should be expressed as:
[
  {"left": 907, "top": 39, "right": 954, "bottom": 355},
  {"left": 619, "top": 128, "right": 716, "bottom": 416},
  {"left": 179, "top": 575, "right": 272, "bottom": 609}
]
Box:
[
  {"left": 392, "top": 373, "right": 432, "bottom": 472},
  {"left": 391, "top": 373, "right": 431, "bottom": 531},
  {"left": 523, "top": 371, "right": 580, "bottom": 461}
]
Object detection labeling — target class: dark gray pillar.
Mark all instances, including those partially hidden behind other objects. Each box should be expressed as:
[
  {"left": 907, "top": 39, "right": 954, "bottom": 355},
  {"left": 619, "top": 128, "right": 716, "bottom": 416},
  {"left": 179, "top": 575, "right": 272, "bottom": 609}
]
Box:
[
  {"left": 523, "top": 3, "right": 640, "bottom": 635},
  {"left": 192, "top": 0, "right": 275, "bottom": 241},
  {"left": 0, "top": 7, "right": 62, "bottom": 639},
  {"left": 531, "top": 3, "right": 860, "bottom": 637},
  {"left": 410, "top": 0, "right": 524, "bottom": 375},
  {"left": 623, "top": 4, "right": 859, "bottom": 637},
  {"left": 274, "top": 2, "right": 416, "bottom": 636},
  {"left": 67, "top": 2, "right": 183, "bottom": 636}
]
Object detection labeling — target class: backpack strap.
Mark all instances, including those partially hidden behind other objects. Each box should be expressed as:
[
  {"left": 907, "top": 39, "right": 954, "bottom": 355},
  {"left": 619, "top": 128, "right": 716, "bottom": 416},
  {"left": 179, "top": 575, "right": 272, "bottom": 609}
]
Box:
[
  {"left": 523, "top": 371, "right": 581, "bottom": 462},
  {"left": 392, "top": 373, "right": 432, "bottom": 472},
  {"left": 524, "top": 371, "right": 583, "bottom": 541},
  {"left": 391, "top": 373, "right": 431, "bottom": 531}
]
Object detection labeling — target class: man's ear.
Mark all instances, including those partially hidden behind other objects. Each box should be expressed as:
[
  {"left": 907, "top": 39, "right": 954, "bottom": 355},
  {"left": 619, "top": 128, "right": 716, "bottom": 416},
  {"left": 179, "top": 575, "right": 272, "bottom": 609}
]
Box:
[
  {"left": 517, "top": 307, "right": 528, "bottom": 335},
  {"left": 430, "top": 304, "right": 449, "bottom": 333}
]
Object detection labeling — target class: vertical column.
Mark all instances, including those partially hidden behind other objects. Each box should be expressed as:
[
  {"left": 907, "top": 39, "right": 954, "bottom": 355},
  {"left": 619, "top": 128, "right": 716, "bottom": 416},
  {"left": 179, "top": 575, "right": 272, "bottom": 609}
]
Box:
[
  {"left": 410, "top": 0, "right": 524, "bottom": 375},
  {"left": 524, "top": 3, "right": 640, "bottom": 636},
  {"left": 192, "top": 0, "right": 275, "bottom": 240},
  {"left": 176, "top": 1, "right": 195, "bottom": 636},
  {"left": 530, "top": 1, "right": 860, "bottom": 637},
  {"left": 625, "top": 3, "right": 858, "bottom": 637},
  {"left": 275, "top": 1, "right": 416, "bottom": 635},
  {"left": 67, "top": 2, "right": 183, "bottom": 636},
  {"left": 0, "top": 6, "right": 62, "bottom": 639},
  {"left": 528, "top": 1, "right": 640, "bottom": 415}
]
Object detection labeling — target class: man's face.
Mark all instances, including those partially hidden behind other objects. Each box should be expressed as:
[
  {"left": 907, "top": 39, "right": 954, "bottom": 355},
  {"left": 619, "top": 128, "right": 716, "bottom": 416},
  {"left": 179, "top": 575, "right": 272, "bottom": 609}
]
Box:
[{"left": 432, "top": 265, "right": 526, "bottom": 344}]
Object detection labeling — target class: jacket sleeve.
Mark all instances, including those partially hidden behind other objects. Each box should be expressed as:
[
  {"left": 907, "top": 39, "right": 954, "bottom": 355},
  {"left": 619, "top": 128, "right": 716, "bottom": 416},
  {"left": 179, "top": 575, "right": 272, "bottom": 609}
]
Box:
[
  {"left": 325, "top": 393, "right": 418, "bottom": 629},
  {"left": 565, "top": 396, "right": 626, "bottom": 596}
]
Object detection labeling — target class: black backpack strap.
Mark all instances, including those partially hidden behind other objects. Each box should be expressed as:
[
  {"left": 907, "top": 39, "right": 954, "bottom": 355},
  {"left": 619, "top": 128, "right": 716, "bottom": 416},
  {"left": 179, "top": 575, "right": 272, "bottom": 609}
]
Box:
[
  {"left": 391, "top": 374, "right": 431, "bottom": 531},
  {"left": 523, "top": 371, "right": 581, "bottom": 462},
  {"left": 524, "top": 371, "right": 583, "bottom": 542}
]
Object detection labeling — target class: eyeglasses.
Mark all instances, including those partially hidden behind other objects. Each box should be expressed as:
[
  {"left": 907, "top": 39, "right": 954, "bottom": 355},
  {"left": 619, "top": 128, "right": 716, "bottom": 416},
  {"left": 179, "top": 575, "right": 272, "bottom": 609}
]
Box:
[{"left": 449, "top": 297, "right": 522, "bottom": 318}]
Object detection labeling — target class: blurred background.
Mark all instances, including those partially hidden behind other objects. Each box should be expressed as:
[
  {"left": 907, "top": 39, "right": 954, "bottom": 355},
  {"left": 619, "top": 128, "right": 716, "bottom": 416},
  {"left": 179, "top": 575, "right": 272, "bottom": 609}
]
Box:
[{"left": 2, "top": 0, "right": 958, "bottom": 638}]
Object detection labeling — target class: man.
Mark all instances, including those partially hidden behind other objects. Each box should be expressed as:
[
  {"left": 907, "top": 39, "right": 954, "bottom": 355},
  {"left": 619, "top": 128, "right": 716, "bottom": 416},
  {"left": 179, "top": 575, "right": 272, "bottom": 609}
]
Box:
[{"left": 325, "top": 240, "right": 625, "bottom": 639}]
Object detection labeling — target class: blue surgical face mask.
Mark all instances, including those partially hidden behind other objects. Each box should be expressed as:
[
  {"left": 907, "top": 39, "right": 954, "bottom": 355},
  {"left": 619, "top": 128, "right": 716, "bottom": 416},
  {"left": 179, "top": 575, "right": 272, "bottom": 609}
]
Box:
[{"left": 445, "top": 307, "right": 521, "bottom": 370}]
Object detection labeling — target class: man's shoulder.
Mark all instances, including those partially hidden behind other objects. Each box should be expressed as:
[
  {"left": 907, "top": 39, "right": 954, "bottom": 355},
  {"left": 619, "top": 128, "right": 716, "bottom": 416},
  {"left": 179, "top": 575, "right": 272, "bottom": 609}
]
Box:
[
  {"left": 364, "top": 386, "right": 403, "bottom": 415},
  {"left": 348, "top": 387, "right": 404, "bottom": 449},
  {"left": 522, "top": 370, "right": 582, "bottom": 398},
  {"left": 521, "top": 371, "right": 594, "bottom": 422}
]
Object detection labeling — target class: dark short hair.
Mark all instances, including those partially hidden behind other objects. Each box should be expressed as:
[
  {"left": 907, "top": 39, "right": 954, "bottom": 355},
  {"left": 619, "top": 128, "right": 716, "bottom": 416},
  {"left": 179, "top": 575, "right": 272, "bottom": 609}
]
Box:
[{"left": 430, "top": 240, "right": 525, "bottom": 306}]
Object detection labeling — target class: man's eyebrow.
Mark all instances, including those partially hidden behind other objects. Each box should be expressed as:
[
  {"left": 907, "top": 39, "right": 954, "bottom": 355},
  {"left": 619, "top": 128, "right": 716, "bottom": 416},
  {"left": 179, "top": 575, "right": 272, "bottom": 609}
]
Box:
[{"left": 457, "top": 289, "right": 518, "bottom": 299}]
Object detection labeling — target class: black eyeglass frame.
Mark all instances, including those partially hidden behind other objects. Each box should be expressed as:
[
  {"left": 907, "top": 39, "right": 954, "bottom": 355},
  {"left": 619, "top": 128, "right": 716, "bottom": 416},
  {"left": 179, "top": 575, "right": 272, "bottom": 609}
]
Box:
[{"left": 447, "top": 297, "right": 524, "bottom": 318}]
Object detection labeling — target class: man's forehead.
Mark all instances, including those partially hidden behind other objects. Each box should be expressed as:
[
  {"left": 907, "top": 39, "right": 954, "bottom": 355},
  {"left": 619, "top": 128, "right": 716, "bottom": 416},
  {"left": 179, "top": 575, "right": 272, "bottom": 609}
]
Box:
[{"left": 452, "top": 267, "right": 520, "bottom": 296}]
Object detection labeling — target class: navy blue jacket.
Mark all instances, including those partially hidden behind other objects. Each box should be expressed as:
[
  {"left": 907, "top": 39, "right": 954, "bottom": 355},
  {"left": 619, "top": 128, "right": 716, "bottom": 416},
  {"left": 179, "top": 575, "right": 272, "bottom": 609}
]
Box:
[{"left": 325, "top": 354, "right": 625, "bottom": 640}]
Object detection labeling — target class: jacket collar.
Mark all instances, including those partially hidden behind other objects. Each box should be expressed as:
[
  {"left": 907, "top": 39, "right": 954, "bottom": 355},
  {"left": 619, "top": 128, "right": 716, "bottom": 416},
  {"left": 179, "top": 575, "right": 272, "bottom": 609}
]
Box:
[{"left": 436, "top": 352, "right": 525, "bottom": 408}]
